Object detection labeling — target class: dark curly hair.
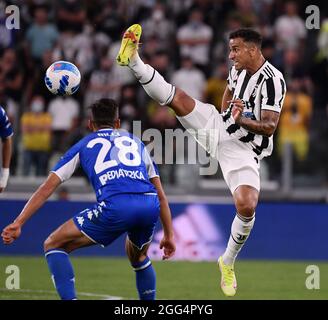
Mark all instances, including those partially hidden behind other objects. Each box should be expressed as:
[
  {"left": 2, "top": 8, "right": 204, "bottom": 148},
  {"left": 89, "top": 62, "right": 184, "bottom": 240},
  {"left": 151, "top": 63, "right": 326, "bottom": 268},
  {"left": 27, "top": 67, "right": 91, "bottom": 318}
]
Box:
[
  {"left": 229, "top": 28, "right": 262, "bottom": 48},
  {"left": 89, "top": 98, "right": 119, "bottom": 128}
]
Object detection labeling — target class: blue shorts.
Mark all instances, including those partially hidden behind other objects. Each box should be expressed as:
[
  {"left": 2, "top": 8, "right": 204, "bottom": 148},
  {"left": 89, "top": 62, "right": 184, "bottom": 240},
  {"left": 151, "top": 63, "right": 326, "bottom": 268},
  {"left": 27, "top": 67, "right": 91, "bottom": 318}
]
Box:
[{"left": 73, "top": 193, "right": 160, "bottom": 249}]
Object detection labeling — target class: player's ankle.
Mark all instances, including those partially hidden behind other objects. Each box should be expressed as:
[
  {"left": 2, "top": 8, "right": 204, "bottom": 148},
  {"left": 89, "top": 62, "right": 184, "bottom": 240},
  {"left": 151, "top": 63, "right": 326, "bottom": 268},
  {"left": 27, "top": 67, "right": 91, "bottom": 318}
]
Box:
[{"left": 129, "top": 51, "right": 142, "bottom": 68}]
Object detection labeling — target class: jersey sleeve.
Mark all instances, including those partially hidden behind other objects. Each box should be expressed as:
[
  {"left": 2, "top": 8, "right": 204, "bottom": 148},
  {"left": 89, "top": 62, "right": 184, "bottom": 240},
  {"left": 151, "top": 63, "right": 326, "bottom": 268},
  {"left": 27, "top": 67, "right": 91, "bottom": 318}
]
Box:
[
  {"left": 143, "top": 147, "right": 159, "bottom": 179},
  {"left": 0, "top": 107, "right": 13, "bottom": 139},
  {"left": 261, "top": 77, "right": 286, "bottom": 113},
  {"left": 227, "top": 66, "right": 238, "bottom": 92},
  {"left": 51, "top": 140, "right": 83, "bottom": 182}
]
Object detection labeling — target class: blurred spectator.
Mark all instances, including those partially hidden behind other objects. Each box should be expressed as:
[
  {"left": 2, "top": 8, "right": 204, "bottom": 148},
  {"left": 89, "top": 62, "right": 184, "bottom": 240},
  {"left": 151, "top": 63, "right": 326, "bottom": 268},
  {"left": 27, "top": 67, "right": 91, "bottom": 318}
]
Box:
[
  {"left": 56, "top": 0, "right": 86, "bottom": 34},
  {"left": 26, "top": 49, "right": 55, "bottom": 105},
  {"left": 177, "top": 9, "right": 213, "bottom": 73},
  {"left": 282, "top": 49, "right": 310, "bottom": 92},
  {"left": 234, "top": 0, "right": 258, "bottom": 27},
  {"left": 21, "top": 96, "right": 52, "bottom": 176},
  {"left": 1, "top": 48, "right": 24, "bottom": 103},
  {"left": 151, "top": 50, "right": 173, "bottom": 79},
  {"left": 148, "top": 101, "right": 177, "bottom": 132},
  {"left": 107, "top": 42, "right": 136, "bottom": 86},
  {"left": 52, "top": 23, "right": 95, "bottom": 75},
  {"left": 141, "top": 2, "right": 175, "bottom": 49},
  {"left": 274, "top": 1, "right": 306, "bottom": 51},
  {"left": 48, "top": 96, "right": 79, "bottom": 153},
  {"left": 147, "top": 101, "right": 178, "bottom": 184},
  {"left": 212, "top": 12, "right": 243, "bottom": 63},
  {"left": 171, "top": 55, "right": 205, "bottom": 101},
  {"left": 119, "top": 84, "right": 139, "bottom": 132},
  {"left": 277, "top": 78, "right": 312, "bottom": 162},
  {"left": 26, "top": 5, "right": 59, "bottom": 62},
  {"left": 204, "top": 60, "right": 228, "bottom": 108},
  {"left": 84, "top": 51, "right": 123, "bottom": 111},
  {"left": 140, "top": 35, "right": 164, "bottom": 58},
  {"left": 93, "top": 0, "right": 125, "bottom": 42},
  {"left": 261, "top": 38, "right": 276, "bottom": 64}
]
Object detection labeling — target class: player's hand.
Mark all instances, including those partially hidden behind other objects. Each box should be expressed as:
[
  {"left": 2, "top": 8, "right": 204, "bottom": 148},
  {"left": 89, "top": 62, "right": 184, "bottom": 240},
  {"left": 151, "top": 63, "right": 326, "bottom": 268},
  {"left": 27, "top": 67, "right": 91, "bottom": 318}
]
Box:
[
  {"left": 159, "top": 235, "right": 176, "bottom": 260},
  {"left": 1, "top": 222, "right": 22, "bottom": 245},
  {"left": 228, "top": 99, "right": 244, "bottom": 122}
]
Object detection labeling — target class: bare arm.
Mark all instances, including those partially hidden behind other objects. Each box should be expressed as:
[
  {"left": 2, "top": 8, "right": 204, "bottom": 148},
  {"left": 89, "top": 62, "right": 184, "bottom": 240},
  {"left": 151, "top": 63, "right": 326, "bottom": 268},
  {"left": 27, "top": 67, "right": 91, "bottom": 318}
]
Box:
[
  {"left": 232, "top": 99, "right": 280, "bottom": 137},
  {"left": 238, "top": 110, "right": 280, "bottom": 137},
  {"left": 150, "top": 177, "right": 174, "bottom": 238},
  {"left": 15, "top": 173, "right": 62, "bottom": 226},
  {"left": 150, "top": 176, "right": 175, "bottom": 259},
  {"left": 0, "top": 137, "right": 12, "bottom": 193},
  {"left": 2, "top": 173, "right": 62, "bottom": 244},
  {"left": 2, "top": 137, "right": 12, "bottom": 169},
  {"left": 221, "top": 85, "right": 233, "bottom": 113}
]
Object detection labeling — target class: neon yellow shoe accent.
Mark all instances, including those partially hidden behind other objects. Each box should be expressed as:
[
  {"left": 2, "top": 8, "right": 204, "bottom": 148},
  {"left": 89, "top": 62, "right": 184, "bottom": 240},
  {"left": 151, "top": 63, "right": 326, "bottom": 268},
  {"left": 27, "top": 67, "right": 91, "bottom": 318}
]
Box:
[
  {"left": 116, "top": 24, "right": 142, "bottom": 66},
  {"left": 218, "top": 256, "right": 237, "bottom": 297}
]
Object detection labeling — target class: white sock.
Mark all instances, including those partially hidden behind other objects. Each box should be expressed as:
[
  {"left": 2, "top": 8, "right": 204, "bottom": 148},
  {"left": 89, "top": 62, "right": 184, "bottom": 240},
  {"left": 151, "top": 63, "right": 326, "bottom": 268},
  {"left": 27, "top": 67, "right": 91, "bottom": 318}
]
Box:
[
  {"left": 222, "top": 213, "right": 255, "bottom": 266},
  {"left": 129, "top": 52, "right": 175, "bottom": 105}
]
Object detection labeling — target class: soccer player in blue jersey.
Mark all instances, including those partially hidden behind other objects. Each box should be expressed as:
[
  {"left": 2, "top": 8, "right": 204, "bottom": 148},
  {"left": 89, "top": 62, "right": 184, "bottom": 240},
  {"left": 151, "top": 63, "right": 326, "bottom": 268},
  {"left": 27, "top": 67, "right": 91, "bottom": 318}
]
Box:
[
  {"left": 0, "top": 106, "right": 13, "bottom": 193},
  {"left": 2, "top": 98, "right": 176, "bottom": 300}
]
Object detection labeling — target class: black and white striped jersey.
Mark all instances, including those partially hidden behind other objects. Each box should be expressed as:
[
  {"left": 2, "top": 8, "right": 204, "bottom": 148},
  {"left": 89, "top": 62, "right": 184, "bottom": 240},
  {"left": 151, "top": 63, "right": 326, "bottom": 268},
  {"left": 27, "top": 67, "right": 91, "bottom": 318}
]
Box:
[{"left": 222, "top": 60, "right": 286, "bottom": 159}]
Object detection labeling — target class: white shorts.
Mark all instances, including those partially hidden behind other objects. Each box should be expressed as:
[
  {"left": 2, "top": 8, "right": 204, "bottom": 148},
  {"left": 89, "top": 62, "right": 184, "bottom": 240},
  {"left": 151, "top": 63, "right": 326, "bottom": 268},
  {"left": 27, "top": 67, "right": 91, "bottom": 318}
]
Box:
[{"left": 176, "top": 99, "right": 260, "bottom": 194}]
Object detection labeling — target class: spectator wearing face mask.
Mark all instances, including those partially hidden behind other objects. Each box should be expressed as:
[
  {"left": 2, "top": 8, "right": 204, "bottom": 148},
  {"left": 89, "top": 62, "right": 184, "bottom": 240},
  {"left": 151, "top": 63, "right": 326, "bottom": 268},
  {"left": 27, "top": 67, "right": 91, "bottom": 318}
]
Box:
[
  {"left": 177, "top": 9, "right": 213, "bottom": 74},
  {"left": 21, "top": 96, "right": 52, "bottom": 176},
  {"left": 141, "top": 3, "right": 175, "bottom": 49}
]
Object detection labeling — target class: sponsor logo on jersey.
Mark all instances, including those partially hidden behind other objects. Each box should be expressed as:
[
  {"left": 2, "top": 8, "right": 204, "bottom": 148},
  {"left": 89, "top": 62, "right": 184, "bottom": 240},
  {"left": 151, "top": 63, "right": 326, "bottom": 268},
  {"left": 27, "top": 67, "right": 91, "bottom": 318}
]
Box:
[{"left": 99, "top": 168, "right": 145, "bottom": 185}]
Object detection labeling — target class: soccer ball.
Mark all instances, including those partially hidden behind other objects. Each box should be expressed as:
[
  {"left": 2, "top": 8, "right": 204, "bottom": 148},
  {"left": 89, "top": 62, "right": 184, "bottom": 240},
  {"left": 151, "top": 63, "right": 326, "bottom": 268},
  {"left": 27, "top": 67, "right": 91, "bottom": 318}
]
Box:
[{"left": 44, "top": 61, "right": 81, "bottom": 96}]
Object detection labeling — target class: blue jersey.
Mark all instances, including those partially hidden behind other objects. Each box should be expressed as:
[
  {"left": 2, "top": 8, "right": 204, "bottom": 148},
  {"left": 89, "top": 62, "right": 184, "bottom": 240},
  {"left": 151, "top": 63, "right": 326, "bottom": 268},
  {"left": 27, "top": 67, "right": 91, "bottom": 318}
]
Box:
[
  {"left": 0, "top": 106, "right": 13, "bottom": 139},
  {"left": 52, "top": 129, "right": 159, "bottom": 202}
]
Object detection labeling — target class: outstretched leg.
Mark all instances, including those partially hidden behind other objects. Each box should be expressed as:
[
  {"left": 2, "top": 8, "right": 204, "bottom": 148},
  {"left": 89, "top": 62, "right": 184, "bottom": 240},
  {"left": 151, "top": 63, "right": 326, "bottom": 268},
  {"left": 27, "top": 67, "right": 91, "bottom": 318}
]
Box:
[
  {"left": 116, "top": 24, "right": 195, "bottom": 117},
  {"left": 44, "top": 219, "right": 95, "bottom": 300},
  {"left": 125, "top": 237, "right": 156, "bottom": 300}
]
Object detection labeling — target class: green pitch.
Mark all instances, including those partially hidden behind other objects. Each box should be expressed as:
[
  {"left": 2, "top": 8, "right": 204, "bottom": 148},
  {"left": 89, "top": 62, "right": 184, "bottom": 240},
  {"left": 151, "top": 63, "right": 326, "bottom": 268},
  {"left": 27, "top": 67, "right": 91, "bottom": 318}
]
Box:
[{"left": 0, "top": 256, "right": 327, "bottom": 300}]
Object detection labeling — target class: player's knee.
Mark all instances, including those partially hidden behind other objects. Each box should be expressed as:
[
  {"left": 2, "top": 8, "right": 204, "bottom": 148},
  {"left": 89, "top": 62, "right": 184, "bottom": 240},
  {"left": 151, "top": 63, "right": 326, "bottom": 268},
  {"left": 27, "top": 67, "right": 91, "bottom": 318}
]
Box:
[
  {"left": 236, "top": 200, "right": 257, "bottom": 217},
  {"left": 126, "top": 243, "right": 147, "bottom": 264},
  {"left": 129, "top": 253, "right": 147, "bottom": 265},
  {"left": 235, "top": 197, "right": 257, "bottom": 217},
  {"left": 234, "top": 186, "right": 258, "bottom": 217},
  {"left": 43, "top": 235, "right": 66, "bottom": 253},
  {"left": 127, "top": 245, "right": 147, "bottom": 264}
]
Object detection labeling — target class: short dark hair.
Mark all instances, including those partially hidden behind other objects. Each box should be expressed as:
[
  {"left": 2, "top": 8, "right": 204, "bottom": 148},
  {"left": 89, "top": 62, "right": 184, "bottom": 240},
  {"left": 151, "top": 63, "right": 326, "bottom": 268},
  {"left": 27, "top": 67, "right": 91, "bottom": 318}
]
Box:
[
  {"left": 229, "top": 28, "right": 262, "bottom": 48},
  {"left": 89, "top": 98, "right": 119, "bottom": 128}
]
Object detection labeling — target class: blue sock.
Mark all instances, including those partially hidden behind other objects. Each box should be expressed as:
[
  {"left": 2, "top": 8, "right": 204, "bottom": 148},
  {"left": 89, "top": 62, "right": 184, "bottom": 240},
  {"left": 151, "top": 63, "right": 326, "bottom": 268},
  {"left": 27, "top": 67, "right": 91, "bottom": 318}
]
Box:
[
  {"left": 132, "top": 256, "right": 156, "bottom": 300},
  {"left": 45, "top": 249, "right": 76, "bottom": 300}
]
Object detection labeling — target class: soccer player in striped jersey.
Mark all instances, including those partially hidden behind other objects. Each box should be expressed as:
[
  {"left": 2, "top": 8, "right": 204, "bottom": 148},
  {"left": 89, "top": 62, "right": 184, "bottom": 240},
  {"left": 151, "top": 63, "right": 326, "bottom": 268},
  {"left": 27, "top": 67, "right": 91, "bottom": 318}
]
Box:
[
  {"left": 0, "top": 106, "right": 13, "bottom": 193},
  {"left": 117, "top": 25, "right": 286, "bottom": 296},
  {"left": 2, "top": 98, "right": 175, "bottom": 300}
]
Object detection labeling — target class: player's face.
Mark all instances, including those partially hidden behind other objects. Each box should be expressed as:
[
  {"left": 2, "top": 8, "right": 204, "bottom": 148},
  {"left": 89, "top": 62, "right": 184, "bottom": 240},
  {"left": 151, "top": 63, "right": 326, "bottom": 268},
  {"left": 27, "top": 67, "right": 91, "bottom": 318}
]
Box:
[{"left": 228, "top": 38, "right": 253, "bottom": 71}]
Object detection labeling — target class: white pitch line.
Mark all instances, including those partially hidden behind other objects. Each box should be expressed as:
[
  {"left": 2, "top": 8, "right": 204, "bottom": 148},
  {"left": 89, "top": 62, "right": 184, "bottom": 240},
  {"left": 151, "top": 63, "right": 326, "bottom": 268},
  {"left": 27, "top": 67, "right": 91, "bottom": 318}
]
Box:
[{"left": 0, "top": 288, "right": 124, "bottom": 300}]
